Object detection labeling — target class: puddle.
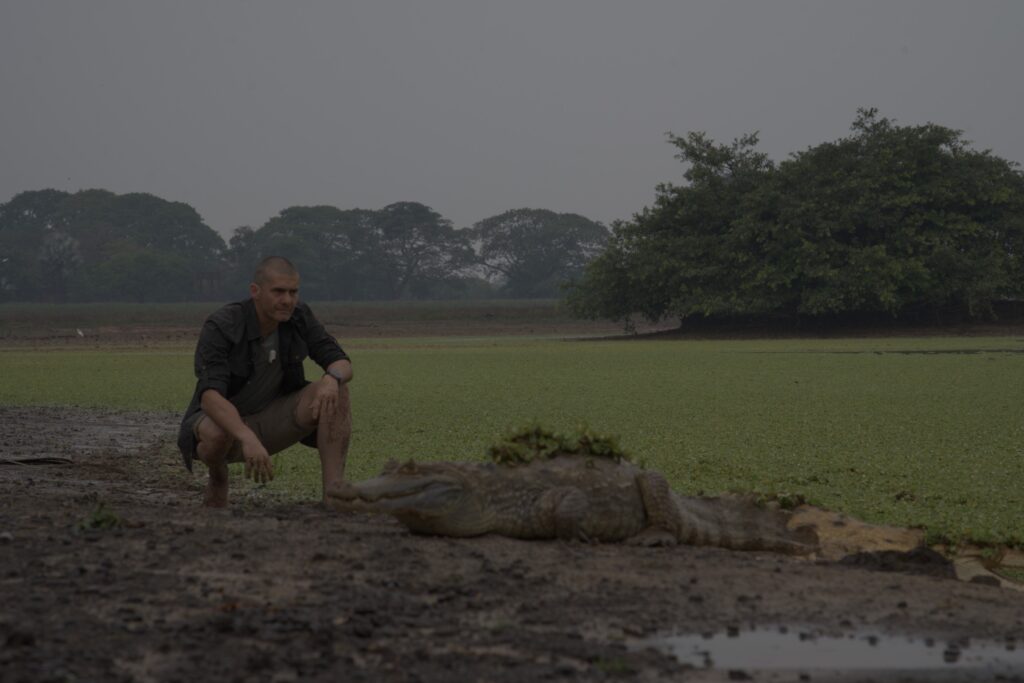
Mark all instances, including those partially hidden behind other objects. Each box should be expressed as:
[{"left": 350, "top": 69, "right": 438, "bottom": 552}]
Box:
[{"left": 629, "top": 627, "right": 1024, "bottom": 673}]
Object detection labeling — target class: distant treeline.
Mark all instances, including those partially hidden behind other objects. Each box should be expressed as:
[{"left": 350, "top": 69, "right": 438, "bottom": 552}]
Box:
[
  {"left": 6, "top": 108, "right": 1024, "bottom": 321},
  {"left": 0, "top": 192, "right": 608, "bottom": 302},
  {"left": 568, "top": 109, "right": 1024, "bottom": 327}
]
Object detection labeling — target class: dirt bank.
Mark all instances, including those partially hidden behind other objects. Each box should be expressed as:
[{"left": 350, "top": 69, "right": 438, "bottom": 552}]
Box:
[{"left": 2, "top": 406, "right": 1023, "bottom": 682}]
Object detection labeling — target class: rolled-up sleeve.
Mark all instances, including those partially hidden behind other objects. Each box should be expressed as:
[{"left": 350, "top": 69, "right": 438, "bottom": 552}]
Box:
[
  {"left": 298, "top": 303, "right": 349, "bottom": 369},
  {"left": 194, "top": 319, "right": 233, "bottom": 398}
]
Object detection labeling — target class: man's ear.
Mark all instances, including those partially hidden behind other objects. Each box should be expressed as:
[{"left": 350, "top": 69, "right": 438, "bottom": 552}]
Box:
[{"left": 249, "top": 282, "right": 259, "bottom": 298}]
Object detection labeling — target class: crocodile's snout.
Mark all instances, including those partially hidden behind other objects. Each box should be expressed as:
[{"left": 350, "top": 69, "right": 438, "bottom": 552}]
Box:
[{"left": 329, "top": 470, "right": 467, "bottom": 512}]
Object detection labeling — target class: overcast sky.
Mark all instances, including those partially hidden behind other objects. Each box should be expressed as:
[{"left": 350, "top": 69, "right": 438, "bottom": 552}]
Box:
[{"left": 2, "top": 1, "right": 1022, "bottom": 238}]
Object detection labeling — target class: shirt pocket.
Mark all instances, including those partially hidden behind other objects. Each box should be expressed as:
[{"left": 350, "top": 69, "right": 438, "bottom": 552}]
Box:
[{"left": 288, "top": 337, "right": 309, "bottom": 365}]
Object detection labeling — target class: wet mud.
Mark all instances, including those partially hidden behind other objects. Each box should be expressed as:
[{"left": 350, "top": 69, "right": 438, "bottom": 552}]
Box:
[{"left": 2, "top": 406, "right": 1024, "bottom": 682}]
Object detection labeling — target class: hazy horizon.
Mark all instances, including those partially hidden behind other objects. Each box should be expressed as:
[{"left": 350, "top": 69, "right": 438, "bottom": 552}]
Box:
[{"left": 3, "top": 1, "right": 1022, "bottom": 238}]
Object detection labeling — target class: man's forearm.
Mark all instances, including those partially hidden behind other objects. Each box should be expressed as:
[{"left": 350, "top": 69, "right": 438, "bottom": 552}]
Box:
[
  {"left": 324, "top": 359, "right": 353, "bottom": 384},
  {"left": 200, "top": 390, "right": 258, "bottom": 444}
]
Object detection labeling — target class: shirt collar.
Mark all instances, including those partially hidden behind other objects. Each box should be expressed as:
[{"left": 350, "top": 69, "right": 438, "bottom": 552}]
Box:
[{"left": 242, "top": 297, "right": 297, "bottom": 341}]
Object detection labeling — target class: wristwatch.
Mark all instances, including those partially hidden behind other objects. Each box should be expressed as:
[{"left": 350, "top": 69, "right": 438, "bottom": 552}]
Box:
[{"left": 325, "top": 368, "right": 345, "bottom": 384}]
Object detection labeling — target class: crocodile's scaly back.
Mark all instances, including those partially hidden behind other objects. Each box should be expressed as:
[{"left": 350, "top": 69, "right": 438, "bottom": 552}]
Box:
[
  {"left": 486, "top": 455, "right": 650, "bottom": 541},
  {"left": 331, "top": 454, "right": 818, "bottom": 554}
]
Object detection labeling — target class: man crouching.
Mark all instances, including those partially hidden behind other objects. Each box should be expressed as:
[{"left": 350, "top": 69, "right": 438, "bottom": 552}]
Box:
[{"left": 177, "top": 256, "right": 353, "bottom": 507}]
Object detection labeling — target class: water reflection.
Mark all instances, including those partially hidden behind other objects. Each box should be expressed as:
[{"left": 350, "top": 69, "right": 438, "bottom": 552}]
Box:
[{"left": 629, "top": 626, "right": 1024, "bottom": 673}]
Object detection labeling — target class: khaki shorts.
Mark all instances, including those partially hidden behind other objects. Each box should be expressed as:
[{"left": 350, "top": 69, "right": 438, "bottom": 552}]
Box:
[{"left": 192, "top": 390, "right": 315, "bottom": 463}]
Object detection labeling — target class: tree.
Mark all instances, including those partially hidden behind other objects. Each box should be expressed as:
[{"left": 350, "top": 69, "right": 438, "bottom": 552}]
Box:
[
  {"left": 88, "top": 243, "right": 193, "bottom": 302},
  {"left": 372, "top": 202, "right": 475, "bottom": 299},
  {"left": 471, "top": 208, "right": 609, "bottom": 298},
  {"left": 0, "top": 189, "right": 72, "bottom": 300},
  {"left": 568, "top": 110, "right": 1024, "bottom": 326},
  {"left": 0, "top": 189, "right": 226, "bottom": 302},
  {"left": 37, "top": 231, "right": 82, "bottom": 303},
  {"left": 567, "top": 132, "right": 776, "bottom": 324},
  {"left": 767, "top": 109, "right": 1024, "bottom": 318},
  {"left": 233, "top": 202, "right": 475, "bottom": 300},
  {"left": 231, "top": 206, "right": 387, "bottom": 299}
]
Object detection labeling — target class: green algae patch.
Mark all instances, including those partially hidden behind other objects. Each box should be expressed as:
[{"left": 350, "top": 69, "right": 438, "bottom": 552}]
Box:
[
  {"left": 488, "top": 423, "right": 630, "bottom": 466},
  {"left": 76, "top": 502, "right": 123, "bottom": 532}
]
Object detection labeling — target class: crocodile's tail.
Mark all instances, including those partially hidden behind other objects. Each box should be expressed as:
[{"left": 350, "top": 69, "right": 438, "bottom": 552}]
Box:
[{"left": 672, "top": 494, "right": 819, "bottom": 555}]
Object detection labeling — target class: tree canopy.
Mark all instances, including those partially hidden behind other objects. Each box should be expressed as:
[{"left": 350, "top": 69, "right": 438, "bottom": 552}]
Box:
[
  {"left": 0, "top": 190, "right": 616, "bottom": 303},
  {"left": 567, "top": 109, "right": 1024, "bottom": 327},
  {"left": 0, "top": 189, "right": 225, "bottom": 302},
  {"left": 471, "top": 208, "right": 608, "bottom": 298},
  {"left": 225, "top": 201, "right": 477, "bottom": 301}
]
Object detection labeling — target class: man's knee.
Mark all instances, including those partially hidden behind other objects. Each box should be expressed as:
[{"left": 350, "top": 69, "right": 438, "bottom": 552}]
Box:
[{"left": 197, "top": 417, "right": 232, "bottom": 457}]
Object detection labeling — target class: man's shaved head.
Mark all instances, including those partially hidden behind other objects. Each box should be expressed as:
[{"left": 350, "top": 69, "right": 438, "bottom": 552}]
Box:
[{"left": 253, "top": 256, "right": 299, "bottom": 285}]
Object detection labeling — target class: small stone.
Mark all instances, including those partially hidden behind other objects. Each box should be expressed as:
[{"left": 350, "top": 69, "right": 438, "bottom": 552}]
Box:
[{"left": 0, "top": 531, "right": 13, "bottom": 544}]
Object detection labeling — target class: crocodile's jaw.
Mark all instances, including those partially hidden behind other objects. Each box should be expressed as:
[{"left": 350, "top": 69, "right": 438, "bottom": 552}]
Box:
[
  {"left": 345, "top": 472, "right": 453, "bottom": 503},
  {"left": 340, "top": 473, "right": 496, "bottom": 537}
]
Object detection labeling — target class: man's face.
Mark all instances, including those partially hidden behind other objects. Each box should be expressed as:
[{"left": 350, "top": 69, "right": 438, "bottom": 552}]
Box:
[{"left": 250, "top": 271, "right": 300, "bottom": 324}]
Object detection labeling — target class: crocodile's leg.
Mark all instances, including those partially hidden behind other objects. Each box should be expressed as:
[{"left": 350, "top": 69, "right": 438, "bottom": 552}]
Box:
[{"left": 628, "top": 471, "right": 682, "bottom": 547}]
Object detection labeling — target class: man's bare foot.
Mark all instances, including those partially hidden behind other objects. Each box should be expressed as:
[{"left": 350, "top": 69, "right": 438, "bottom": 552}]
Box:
[
  {"left": 324, "top": 480, "right": 358, "bottom": 501},
  {"left": 203, "top": 479, "right": 229, "bottom": 507}
]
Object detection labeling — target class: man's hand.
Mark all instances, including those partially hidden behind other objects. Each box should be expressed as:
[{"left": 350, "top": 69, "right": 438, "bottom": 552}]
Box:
[
  {"left": 240, "top": 436, "right": 274, "bottom": 484},
  {"left": 311, "top": 375, "right": 340, "bottom": 422}
]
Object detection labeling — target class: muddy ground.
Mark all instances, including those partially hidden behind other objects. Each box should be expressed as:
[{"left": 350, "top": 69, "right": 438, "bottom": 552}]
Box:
[{"left": 2, "top": 406, "right": 1024, "bottom": 682}]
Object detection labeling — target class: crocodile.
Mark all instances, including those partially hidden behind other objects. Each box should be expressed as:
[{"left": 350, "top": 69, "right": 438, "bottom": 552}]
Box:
[
  {"left": 329, "top": 454, "right": 820, "bottom": 554},
  {"left": 329, "top": 426, "right": 1020, "bottom": 584}
]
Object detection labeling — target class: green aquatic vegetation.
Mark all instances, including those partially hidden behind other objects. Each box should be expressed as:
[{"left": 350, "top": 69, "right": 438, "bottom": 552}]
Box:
[{"left": 3, "top": 334, "right": 1023, "bottom": 546}]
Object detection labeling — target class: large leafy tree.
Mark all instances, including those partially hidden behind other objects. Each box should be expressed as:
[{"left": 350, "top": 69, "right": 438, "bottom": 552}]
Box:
[
  {"left": 768, "top": 109, "right": 1024, "bottom": 317},
  {"left": 232, "top": 201, "right": 474, "bottom": 300},
  {"left": 471, "top": 208, "right": 608, "bottom": 298},
  {"left": 0, "top": 189, "right": 73, "bottom": 300},
  {"left": 569, "top": 110, "right": 1024, "bottom": 326},
  {"left": 226, "top": 205, "right": 380, "bottom": 299},
  {"left": 372, "top": 202, "right": 475, "bottom": 299},
  {"left": 0, "top": 189, "right": 225, "bottom": 302}
]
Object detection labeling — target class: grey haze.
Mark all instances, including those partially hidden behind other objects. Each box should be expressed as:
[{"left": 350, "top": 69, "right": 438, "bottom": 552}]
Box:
[{"left": 1, "top": 1, "right": 1021, "bottom": 238}]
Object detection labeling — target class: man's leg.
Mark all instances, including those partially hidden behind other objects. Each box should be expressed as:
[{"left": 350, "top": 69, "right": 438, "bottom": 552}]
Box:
[
  {"left": 194, "top": 415, "right": 234, "bottom": 507},
  {"left": 295, "top": 382, "right": 352, "bottom": 499}
]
